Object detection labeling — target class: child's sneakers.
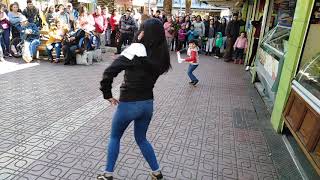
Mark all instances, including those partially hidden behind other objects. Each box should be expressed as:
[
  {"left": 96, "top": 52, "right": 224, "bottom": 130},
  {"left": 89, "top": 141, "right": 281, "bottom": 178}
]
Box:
[
  {"left": 150, "top": 171, "right": 164, "bottom": 180},
  {"left": 97, "top": 173, "right": 113, "bottom": 180}
]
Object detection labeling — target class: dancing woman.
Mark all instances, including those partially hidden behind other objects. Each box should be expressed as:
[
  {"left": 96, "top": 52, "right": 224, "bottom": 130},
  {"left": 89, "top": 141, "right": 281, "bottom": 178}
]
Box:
[{"left": 98, "top": 18, "right": 171, "bottom": 180}]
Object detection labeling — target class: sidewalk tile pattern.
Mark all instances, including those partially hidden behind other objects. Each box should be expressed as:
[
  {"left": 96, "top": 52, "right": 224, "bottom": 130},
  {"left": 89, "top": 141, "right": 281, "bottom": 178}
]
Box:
[{"left": 0, "top": 53, "right": 296, "bottom": 179}]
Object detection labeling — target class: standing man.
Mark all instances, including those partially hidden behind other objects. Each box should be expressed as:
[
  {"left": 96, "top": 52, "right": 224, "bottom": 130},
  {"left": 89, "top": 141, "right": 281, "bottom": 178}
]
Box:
[
  {"left": 92, "top": 6, "right": 108, "bottom": 48},
  {"left": 223, "top": 13, "right": 245, "bottom": 62},
  {"left": 153, "top": 10, "right": 162, "bottom": 22},
  {"left": 66, "top": 3, "right": 79, "bottom": 31},
  {"left": 22, "top": 0, "right": 41, "bottom": 27},
  {"left": 115, "top": 9, "right": 137, "bottom": 55}
]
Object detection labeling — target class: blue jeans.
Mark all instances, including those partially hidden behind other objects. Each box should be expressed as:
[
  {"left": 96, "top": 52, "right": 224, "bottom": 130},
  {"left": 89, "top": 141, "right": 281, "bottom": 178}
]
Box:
[
  {"left": 106, "top": 100, "right": 159, "bottom": 172},
  {"left": 46, "top": 42, "right": 62, "bottom": 59},
  {"left": 27, "top": 39, "right": 40, "bottom": 57},
  {"left": 187, "top": 64, "right": 199, "bottom": 82},
  {"left": 1, "top": 28, "right": 10, "bottom": 54}
]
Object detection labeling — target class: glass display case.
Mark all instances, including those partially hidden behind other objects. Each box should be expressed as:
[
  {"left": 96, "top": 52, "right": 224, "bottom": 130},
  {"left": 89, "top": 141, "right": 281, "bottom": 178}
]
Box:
[
  {"left": 296, "top": 53, "right": 320, "bottom": 100},
  {"left": 260, "top": 25, "right": 291, "bottom": 59},
  {"left": 255, "top": 25, "right": 291, "bottom": 103}
]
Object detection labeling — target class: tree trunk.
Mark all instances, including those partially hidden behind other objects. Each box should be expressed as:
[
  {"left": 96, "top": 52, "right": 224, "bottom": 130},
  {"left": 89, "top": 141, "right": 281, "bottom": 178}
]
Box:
[
  {"left": 102, "top": 0, "right": 115, "bottom": 12},
  {"left": 163, "top": 0, "right": 172, "bottom": 15},
  {"left": 185, "top": 0, "right": 191, "bottom": 15}
]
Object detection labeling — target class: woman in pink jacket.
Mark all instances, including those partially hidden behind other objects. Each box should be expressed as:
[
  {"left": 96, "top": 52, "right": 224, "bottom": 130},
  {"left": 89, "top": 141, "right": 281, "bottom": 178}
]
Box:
[{"left": 163, "top": 15, "right": 174, "bottom": 50}]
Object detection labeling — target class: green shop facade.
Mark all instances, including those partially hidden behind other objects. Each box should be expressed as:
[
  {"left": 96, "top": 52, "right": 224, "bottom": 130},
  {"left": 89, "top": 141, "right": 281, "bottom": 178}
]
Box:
[{"left": 243, "top": 0, "right": 320, "bottom": 175}]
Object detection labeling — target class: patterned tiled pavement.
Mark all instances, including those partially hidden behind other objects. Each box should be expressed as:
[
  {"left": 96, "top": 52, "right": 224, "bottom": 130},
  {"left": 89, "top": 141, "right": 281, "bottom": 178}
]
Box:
[{"left": 0, "top": 52, "right": 301, "bottom": 180}]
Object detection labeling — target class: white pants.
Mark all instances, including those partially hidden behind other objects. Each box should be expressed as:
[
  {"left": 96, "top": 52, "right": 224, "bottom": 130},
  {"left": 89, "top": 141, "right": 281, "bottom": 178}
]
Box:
[{"left": 206, "top": 38, "right": 214, "bottom": 52}]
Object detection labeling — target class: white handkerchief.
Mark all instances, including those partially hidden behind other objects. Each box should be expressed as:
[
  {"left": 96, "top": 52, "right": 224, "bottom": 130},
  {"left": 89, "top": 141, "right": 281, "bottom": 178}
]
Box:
[{"left": 177, "top": 51, "right": 183, "bottom": 63}]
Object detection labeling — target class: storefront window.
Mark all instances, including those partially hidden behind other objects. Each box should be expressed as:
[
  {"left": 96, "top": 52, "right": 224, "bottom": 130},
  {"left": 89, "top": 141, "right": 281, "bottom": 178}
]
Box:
[
  {"left": 296, "top": 0, "right": 320, "bottom": 100},
  {"left": 296, "top": 54, "right": 320, "bottom": 99}
]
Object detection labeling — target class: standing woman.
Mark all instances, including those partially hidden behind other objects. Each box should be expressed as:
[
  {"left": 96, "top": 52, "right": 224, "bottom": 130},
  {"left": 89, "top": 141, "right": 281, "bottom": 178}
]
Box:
[
  {"left": 218, "top": 17, "right": 227, "bottom": 54},
  {"left": 184, "top": 15, "right": 192, "bottom": 31},
  {"left": 8, "top": 2, "right": 23, "bottom": 38},
  {"left": 192, "top": 15, "right": 205, "bottom": 51},
  {"left": 45, "top": 5, "right": 55, "bottom": 27},
  {"left": 0, "top": 4, "right": 11, "bottom": 57},
  {"left": 98, "top": 18, "right": 170, "bottom": 180},
  {"left": 78, "top": 5, "right": 94, "bottom": 31},
  {"left": 109, "top": 10, "right": 118, "bottom": 47},
  {"left": 163, "top": 15, "right": 174, "bottom": 50}
]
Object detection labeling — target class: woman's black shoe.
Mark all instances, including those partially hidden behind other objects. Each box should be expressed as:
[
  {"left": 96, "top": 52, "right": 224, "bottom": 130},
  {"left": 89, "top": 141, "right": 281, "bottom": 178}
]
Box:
[
  {"left": 192, "top": 81, "right": 199, "bottom": 86},
  {"left": 189, "top": 81, "right": 194, "bottom": 85},
  {"left": 150, "top": 171, "right": 163, "bottom": 180},
  {"left": 97, "top": 174, "right": 113, "bottom": 180}
]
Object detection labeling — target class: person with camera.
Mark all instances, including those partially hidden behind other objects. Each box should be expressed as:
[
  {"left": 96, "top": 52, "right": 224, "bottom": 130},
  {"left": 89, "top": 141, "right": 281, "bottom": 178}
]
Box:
[
  {"left": 115, "top": 9, "right": 137, "bottom": 55},
  {"left": 62, "top": 22, "right": 85, "bottom": 65}
]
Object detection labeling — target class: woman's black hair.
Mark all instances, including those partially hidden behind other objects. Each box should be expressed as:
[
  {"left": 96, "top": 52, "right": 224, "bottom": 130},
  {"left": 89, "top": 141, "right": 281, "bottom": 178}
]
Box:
[
  {"left": 134, "top": 18, "right": 171, "bottom": 74},
  {"left": 196, "top": 15, "right": 202, "bottom": 21}
]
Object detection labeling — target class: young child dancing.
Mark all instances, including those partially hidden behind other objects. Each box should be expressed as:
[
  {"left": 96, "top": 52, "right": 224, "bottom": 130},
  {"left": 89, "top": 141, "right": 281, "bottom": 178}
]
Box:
[
  {"left": 233, "top": 31, "right": 248, "bottom": 64},
  {"left": 178, "top": 39, "right": 199, "bottom": 86}
]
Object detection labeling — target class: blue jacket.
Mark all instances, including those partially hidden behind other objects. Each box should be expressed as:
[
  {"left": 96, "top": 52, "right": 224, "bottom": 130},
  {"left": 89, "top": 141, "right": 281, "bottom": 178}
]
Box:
[
  {"left": 21, "top": 23, "right": 40, "bottom": 41},
  {"left": 187, "top": 30, "right": 199, "bottom": 42}
]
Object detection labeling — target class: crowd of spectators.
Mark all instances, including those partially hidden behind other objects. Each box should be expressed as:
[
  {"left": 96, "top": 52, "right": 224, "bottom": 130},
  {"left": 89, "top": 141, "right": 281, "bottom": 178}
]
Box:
[{"left": 0, "top": 0, "right": 247, "bottom": 64}]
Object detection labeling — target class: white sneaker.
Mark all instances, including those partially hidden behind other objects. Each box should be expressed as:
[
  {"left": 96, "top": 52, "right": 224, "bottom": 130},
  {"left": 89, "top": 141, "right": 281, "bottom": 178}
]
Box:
[{"left": 245, "top": 66, "right": 250, "bottom": 71}]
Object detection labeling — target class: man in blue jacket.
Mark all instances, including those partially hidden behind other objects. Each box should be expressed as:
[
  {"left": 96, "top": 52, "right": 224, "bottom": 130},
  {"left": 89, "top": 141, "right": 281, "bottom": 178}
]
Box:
[{"left": 20, "top": 16, "right": 40, "bottom": 63}]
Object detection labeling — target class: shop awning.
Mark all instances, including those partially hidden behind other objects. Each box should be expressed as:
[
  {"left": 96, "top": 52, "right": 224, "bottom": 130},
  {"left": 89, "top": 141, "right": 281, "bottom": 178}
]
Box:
[{"left": 200, "top": 0, "right": 244, "bottom": 9}]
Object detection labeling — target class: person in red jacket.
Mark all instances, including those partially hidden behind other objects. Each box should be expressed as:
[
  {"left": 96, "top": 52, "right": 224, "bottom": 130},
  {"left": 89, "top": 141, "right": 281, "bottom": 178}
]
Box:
[
  {"left": 178, "top": 39, "right": 199, "bottom": 86},
  {"left": 109, "top": 10, "right": 118, "bottom": 47},
  {"left": 92, "top": 6, "right": 107, "bottom": 47}
]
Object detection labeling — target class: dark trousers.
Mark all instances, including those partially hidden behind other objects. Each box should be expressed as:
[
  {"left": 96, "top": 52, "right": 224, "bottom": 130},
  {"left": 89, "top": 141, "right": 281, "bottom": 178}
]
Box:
[
  {"left": 224, "top": 37, "right": 237, "bottom": 61},
  {"left": 215, "top": 47, "right": 221, "bottom": 57},
  {"left": 110, "top": 30, "right": 117, "bottom": 47},
  {"left": 117, "top": 33, "right": 133, "bottom": 53},
  {"left": 1, "top": 28, "right": 10, "bottom": 54},
  {"left": 247, "top": 38, "right": 259, "bottom": 66},
  {"left": 176, "top": 40, "right": 185, "bottom": 51},
  {"left": 171, "top": 38, "right": 175, "bottom": 51},
  {"left": 62, "top": 43, "right": 77, "bottom": 65},
  {"left": 234, "top": 48, "right": 245, "bottom": 60}
]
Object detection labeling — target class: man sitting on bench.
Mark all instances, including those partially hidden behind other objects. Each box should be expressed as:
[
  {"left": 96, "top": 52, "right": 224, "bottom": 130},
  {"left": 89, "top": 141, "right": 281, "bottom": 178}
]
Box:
[
  {"left": 62, "top": 22, "right": 85, "bottom": 65},
  {"left": 20, "top": 16, "right": 40, "bottom": 63}
]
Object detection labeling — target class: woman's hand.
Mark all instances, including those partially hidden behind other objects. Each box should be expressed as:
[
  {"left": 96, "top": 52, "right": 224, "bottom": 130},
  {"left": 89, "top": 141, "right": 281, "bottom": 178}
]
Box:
[{"left": 108, "top": 98, "right": 119, "bottom": 106}]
